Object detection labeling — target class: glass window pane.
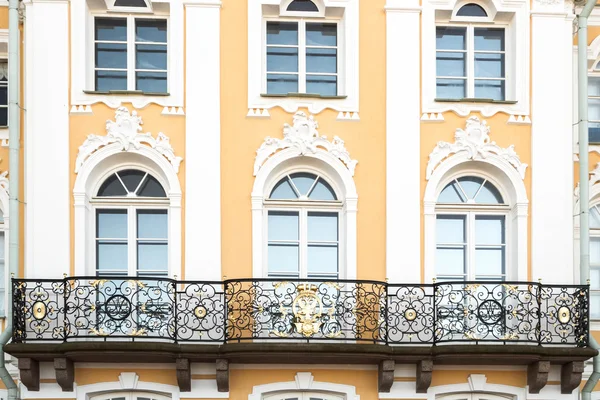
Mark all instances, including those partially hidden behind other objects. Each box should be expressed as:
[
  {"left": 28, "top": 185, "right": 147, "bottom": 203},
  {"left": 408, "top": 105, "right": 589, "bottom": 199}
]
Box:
[
  {"left": 306, "top": 75, "right": 337, "bottom": 96},
  {"left": 590, "top": 123, "right": 600, "bottom": 143},
  {"left": 96, "top": 70, "right": 127, "bottom": 92},
  {"left": 457, "top": 176, "right": 484, "bottom": 199},
  {"left": 115, "top": 0, "right": 146, "bottom": 6},
  {"left": 307, "top": 245, "right": 338, "bottom": 275},
  {"left": 475, "top": 248, "right": 504, "bottom": 277},
  {"left": 590, "top": 77, "right": 600, "bottom": 96},
  {"left": 591, "top": 238, "right": 600, "bottom": 266},
  {"left": 267, "top": 22, "right": 298, "bottom": 46},
  {"left": 306, "top": 48, "right": 337, "bottom": 74},
  {"left": 290, "top": 173, "right": 316, "bottom": 196},
  {"left": 135, "top": 19, "right": 167, "bottom": 43},
  {"left": 268, "top": 211, "right": 299, "bottom": 241},
  {"left": 137, "top": 243, "right": 168, "bottom": 271},
  {"left": 0, "top": 85, "right": 7, "bottom": 106},
  {"left": 436, "top": 78, "right": 466, "bottom": 99},
  {"left": 438, "top": 182, "right": 466, "bottom": 203},
  {"left": 436, "top": 52, "right": 466, "bottom": 77},
  {"left": 136, "top": 44, "right": 167, "bottom": 70},
  {"left": 95, "top": 43, "right": 127, "bottom": 69},
  {"left": 136, "top": 71, "right": 167, "bottom": 93},
  {"left": 436, "top": 215, "right": 465, "bottom": 244},
  {"left": 592, "top": 266, "right": 600, "bottom": 289},
  {"left": 436, "top": 27, "right": 466, "bottom": 50},
  {"left": 268, "top": 244, "right": 299, "bottom": 274},
  {"left": 138, "top": 175, "right": 167, "bottom": 197},
  {"left": 267, "top": 47, "right": 298, "bottom": 73},
  {"left": 457, "top": 3, "right": 487, "bottom": 16},
  {"left": 95, "top": 18, "right": 127, "bottom": 42},
  {"left": 474, "top": 79, "right": 505, "bottom": 101},
  {"left": 287, "top": 0, "right": 319, "bottom": 12},
  {"left": 591, "top": 293, "right": 600, "bottom": 319},
  {"left": 476, "top": 181, "right": 504, "bottom": 204},
  {"left": 308, "top": 212, "right": 338, "bottom": 242},
  {"left": 590, "top": 98, "right": 600, "bottom": 121},
  {"left": 267, "top": 73, "right": 299, "bottom": 95},
  {"left": 138, "top": 210, "right": 168, "bottom": 239},
  {"left": 592, "top": 207, "right": 600, "bottom": 229},
  {"left": 117, "top": 169, "right": 145, "bottom": 193},
  {"left": 97, "top": 243, "right": 128, "bottom": 270},
  {"left": 306, "top": 23, "right": 337, "bottom": 46},
  {"left": 309, "top": 179, "right": 337, "bottom": 200},
  {"left": 270, "top": 178, "right": 298, "bottom": 199},
  {"left": 98, "top": 173, "right": 127, "bottom": 196},
  {"left": 97, "top": 210, "right": 127, "bottom": 238},
  {"left": 474, "top": 28, "right": 505, "bottom": 51},
  {"left": 436, "top": 247, "right": 466, "bottom": 276},
  {"left": 0, "top": 108, "right": 7, "bottom": 127},
  {"left": 475, "top": 216, "right": 505, "bottom": 245},
  {"left": 474, "top": 53, "right": 505, "bottom": 78}
]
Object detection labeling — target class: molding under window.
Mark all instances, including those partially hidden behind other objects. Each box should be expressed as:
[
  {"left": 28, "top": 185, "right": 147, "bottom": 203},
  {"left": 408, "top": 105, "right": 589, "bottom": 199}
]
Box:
[
  {"left": 421, "top": 0, "right": 530, "bottom": 117},
  {"left": 248, "top": 0, "right": 359, "bottom": 115}
]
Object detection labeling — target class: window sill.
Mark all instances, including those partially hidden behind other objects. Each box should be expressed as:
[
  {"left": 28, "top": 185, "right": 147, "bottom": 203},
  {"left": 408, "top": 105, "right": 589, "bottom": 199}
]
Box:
[
  {"left": 261, "top": 93, "right": 348, "bottom": 100},
  {"left": 83, "top": 90, "right": 170, "bottom": 96},
  {"left": 435, "top": 98, "right": 518, "bottom": 105}
]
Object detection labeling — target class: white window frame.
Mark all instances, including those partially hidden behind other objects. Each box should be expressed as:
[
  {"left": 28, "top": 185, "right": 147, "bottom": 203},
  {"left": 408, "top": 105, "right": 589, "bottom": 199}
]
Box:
[
  {"left": 248, "top": 0, "right": 359, "bottom": 115},
  {"left": 263, "top": 392, "right": 344, "bottom": 400},
  {"left": 435, "top": 24, "right": 507, "bottom": 101},
  {"left": 90, "top": 391, "right": 170, "bottom": 400},
  {"left": 435, "top": 207, "right": 509, "bottom": 281},
  {"left": 264, "top": 202, "right": 343, "bottom": 279},
  {"left": 71, "top": 0, "right": 184, "bottom": 109},
  {"left": 421, "top": 0, "right": 529, "bottom": 118},
  {"left": 92, "top": 15, "right": 169, "bottom": 93}
]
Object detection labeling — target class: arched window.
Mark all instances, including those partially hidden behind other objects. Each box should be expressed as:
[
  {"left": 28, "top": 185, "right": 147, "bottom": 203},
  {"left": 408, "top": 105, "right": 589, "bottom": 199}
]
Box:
[
  {"left": 435, "top": 176, "right": 508, "bottom": 282},
  {"left": 93, "top": 169, "right": 169, "bottom": 278},
  {"left": 90, "top": 392, "right": 170, "bottom": 400},
  {"left": 265, "top": 172, "right": 341, "bottom": 279},
  {"left": 286, "top": 0, "right": 319, "bottom": 12},
  {"left": 456, "top": 3, "right": 488, "bottom": 17}
]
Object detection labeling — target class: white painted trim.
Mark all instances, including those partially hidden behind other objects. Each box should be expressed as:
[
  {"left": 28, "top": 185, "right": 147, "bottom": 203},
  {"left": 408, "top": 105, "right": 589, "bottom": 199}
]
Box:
[
  {"left": 230, "top": 364, "right": 377, "bottom": 370},
  {"left": 73, "top": 108, "right": 183, "bottom": 279},
  {"left": 421, "top": 0, "right": 530, "bottom": 117},
  {"left": 184, "top": 2, "right": 222, "bottom": 281},
  {"left": 247, "top": 0, "right": 359, "bottom": 115},
  {"left": 385, "top": 1, "right": 421, "bottom": 283},
  {"left": 70, "top": 0, "right": 184, "bottom": 109},
  {"left": 249, "top": 372, "right": 359, "bottom": 400},
  {"left": 423, "top": 120, "right": 529, "bottom": 283},
  {"left": 21, "top": 383, "right": 76, "bottom": 399},
  {"left": 251, "top": 114, "right": 358, "bottom": 279}
]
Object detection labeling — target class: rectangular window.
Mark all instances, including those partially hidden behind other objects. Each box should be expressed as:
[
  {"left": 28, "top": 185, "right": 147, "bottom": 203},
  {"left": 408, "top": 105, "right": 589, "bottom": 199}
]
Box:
[
  {"left": 94, "top": 17, "right": 167, "bottom": 93},
  {"left": 436, "top": 26, "right": 505, "bottom": 101},
  {"left": 589, "top": 77, "right": 600, "bottom": 143},
  {"left": 0, "top": 61, "right": 8, "bottom": 127},
  {"left": 266, "top": 21, "right": 338, "bottom": 96}
]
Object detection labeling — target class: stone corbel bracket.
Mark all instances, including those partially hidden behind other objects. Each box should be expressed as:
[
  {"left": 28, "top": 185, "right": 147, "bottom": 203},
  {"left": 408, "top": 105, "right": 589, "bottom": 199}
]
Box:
[
  {"left": 416, "top": 360, "right": 433, "bottom": 393},
  {"left": 176, "top": 358, "right": 191, "bottom": 392},
  {"left": 378, "top": 360, "right": 394, "bottom": 393},
  {"left": 527, "top": 360, "right": 549, "bottom": 394},
  {"left": 18, "top": 358, "right": 39, "bottom": 391},
  {"left": 561, "top": 361, "right": 584, "bottom": 394},
  {"left": 216, "top": 358, "right": 229, "bottom": 392}
]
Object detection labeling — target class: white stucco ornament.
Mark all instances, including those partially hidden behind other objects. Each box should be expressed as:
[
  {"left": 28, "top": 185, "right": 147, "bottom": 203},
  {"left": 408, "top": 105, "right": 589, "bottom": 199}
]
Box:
[
  {"left": 254, "top": 111, "right": 358, "bottom": 176},
  {"left": 426, "top": 116, "right": 527, "bottom": 180},
  {"left": 74, "top": 107, "right": 182, "bottom": 174}
]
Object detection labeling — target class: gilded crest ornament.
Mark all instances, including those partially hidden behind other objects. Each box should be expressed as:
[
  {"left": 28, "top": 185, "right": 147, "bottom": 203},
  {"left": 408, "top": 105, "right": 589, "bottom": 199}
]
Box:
[{"left": 292, "top": 283, "right": 323, "bottom": 337}]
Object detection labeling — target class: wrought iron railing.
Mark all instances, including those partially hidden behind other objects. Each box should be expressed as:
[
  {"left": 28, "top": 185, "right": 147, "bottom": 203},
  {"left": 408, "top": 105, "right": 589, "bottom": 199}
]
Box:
[{"left": 11, "top": 277, "right": 589, "bottom": 346}]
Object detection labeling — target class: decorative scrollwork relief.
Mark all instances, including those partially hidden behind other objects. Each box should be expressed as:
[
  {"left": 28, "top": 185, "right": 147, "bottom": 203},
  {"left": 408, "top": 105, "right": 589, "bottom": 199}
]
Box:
[
  {"left": 254, "top": 111, "right": 358, "bottom": 176},
  {"left": 74, "top": 107, "right": 183, "bottom": 174},
  {"left": 426, "top": 116, "right": 528, "bottom": 180}
]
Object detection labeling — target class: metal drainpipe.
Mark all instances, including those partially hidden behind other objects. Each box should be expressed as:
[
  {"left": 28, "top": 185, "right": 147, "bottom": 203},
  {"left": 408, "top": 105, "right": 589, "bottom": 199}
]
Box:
[
  {"left": 580, "top": 0, "right": 600, "bottom": 398},
  {"left": 0, "top": 0, "right": 20, "bottom": 397}
]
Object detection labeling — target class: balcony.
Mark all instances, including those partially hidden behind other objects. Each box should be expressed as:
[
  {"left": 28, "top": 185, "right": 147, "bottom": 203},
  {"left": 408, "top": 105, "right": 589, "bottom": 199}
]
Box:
[{"left": 5, "top": 277, "right": 597, "bottom": 394}]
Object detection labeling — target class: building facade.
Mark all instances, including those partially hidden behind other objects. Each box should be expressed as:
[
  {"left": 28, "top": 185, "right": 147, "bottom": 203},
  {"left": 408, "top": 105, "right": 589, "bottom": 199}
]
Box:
[{"left": 0, "top": 0, "right": 597, "bottom": 399}]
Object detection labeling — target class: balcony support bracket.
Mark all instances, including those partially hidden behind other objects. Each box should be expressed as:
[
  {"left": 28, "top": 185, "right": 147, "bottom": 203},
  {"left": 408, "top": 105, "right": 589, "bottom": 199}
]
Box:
[
  {"left": 527, "top": 360, "right": 550, "bottom": 393},
  {"left": 54, "top": 357, "right": 74, "bottom": 392},
  {"left": 18, "top": 358, "right": 39, "bottom": 391},
  {"left": 561, "top": 361, "right": 585, "bottom": 394},
  {"left": 216, "top": 359, "right": 229, "bottom": 392},
  {"left": 176, "top": 358, "right": 191, "bottom": 392},
  {"left": 416, "top": 360, "right": 433, "bottom": 393},
  {"left": 378, "top": 360, "right": 395, "bottom": 393}
]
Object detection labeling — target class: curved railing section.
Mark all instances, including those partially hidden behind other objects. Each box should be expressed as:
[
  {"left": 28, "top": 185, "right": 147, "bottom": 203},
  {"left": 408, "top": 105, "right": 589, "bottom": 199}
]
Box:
[{"left": 11, "top": 277, "right": 589, "bottom": 346}]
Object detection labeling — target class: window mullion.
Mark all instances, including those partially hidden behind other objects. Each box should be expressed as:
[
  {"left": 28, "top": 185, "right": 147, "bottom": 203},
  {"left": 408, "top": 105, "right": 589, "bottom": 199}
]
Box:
[
  {"left": 467, "top": 26, "right": 475, "bottom": 98},
  {"left": 300, "top": 209, "right": 307, "bottom": 278},
  {"left": 299, "top": 20, "right": 307, "bottom": 93},
  {"left": 129, "top": 207, "right": 137, "bottom": 276},
  {"left": 467, "top": 212, "right": 475, "bottom": 280},
  {"left": 127, "top": 16, "right": 136, "bottom": 91}
]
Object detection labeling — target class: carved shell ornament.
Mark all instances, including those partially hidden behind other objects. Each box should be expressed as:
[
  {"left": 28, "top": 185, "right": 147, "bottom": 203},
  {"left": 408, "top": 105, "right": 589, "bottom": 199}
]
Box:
[
  {"left": 74, "top": 107, "right": 183, "bottom": 174},
  {"left": 426, "top": 116, "right": 528, "bottom": 180},
  {"left": 254, "top": 111, "right": 358, "bottom": 176}
]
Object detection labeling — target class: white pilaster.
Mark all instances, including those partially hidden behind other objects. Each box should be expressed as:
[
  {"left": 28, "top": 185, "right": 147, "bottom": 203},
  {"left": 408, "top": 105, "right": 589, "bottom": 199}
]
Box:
[
  {"left": 531, "top": 4, "right": 575, "bottom": 283},
  {"left": 184, "top": 0, "right": 222, "bottom": 281},
  {"left": 385, "top": 0, "right": 422, "bottom": 283},
  {"left": 24, "top": 0, "right": 70, "bottom": 279}
]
